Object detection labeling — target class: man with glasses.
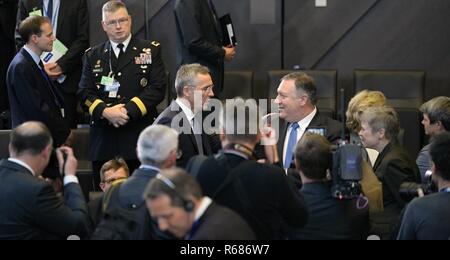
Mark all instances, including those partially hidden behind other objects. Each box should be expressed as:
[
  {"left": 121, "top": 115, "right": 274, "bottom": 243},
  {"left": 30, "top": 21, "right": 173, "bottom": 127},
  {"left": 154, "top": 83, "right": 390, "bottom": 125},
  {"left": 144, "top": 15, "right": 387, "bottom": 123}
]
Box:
[
  {"left": 154, "top": 63, "right": 221, "bottom": 167},
  {"left": 78, "top": 0, "right": 167, "bottom": 188},
  {"left": 88, "top": 158, "right": 129, "bottom": 227}
]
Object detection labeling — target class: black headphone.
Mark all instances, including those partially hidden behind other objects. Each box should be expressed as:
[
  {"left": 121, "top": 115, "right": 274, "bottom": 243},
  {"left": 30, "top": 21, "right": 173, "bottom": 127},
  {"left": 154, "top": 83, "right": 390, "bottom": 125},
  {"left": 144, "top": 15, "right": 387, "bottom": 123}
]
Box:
[{"left": 156, "top": 174, "right": 194, "bottom": 212}]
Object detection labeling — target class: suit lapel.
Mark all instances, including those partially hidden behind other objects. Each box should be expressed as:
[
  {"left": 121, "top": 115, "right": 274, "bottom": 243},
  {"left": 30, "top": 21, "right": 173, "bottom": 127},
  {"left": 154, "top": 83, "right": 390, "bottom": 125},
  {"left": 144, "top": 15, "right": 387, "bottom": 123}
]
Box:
[
  {"left": 277, "top": 120, "right": 288, "bottom": 159},
  {"left": 168, "top": 101, "right": 199, "bottom": 152}
]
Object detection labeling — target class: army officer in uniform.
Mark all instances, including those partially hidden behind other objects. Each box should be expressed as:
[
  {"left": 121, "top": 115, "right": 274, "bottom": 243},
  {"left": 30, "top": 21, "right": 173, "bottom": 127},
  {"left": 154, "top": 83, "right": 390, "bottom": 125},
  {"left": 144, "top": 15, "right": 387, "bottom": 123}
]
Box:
[{"left": 78, "top": 0, "right": 167, "bottom": 186}]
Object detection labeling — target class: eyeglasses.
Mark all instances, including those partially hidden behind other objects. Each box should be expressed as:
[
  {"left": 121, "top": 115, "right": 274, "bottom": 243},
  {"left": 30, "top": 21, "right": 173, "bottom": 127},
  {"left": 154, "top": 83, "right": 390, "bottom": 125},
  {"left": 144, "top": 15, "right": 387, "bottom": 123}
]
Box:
[{"left": 104, "top": 17, "right": 129, "bottom": 27}]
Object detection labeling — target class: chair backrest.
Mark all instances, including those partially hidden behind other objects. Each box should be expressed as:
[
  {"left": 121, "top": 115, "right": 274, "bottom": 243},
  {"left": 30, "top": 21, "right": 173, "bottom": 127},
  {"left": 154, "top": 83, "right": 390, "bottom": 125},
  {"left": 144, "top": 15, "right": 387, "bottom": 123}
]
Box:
[
  {"left": 354, "top": 69, "right": 425, "bottom": 158},
  {"left": 72, "top": 128, "right": 90, "bottom": 162},
  {"left": 0, "top": 130, "right": 11, "bottom": 159},
  {"left": 267, "top": 70, "right": 337, "bottom": 118},
  {"left": 222, "top": 70, "right": 254, "bottom": 99}
]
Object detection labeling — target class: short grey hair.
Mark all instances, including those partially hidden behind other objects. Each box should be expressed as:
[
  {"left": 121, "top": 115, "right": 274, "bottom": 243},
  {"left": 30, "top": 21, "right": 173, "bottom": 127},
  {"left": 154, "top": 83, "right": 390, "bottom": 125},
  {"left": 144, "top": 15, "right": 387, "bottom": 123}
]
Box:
[
  {"left": 102, "top": 0, "right": 128, "bottom": 21},
  {"left": 174, "top": 64, "right": 210, "bottom": 98},
  {"left": 281, "top": 72, "right": 317, "bottom": 105},
  {"left": 137, "top": 125, "right": 178, "bottom": 167},
  {"left": 360, "top": 106, "right": 400, "bottom": 142},
  {"left": 420, "top": 96, "right": 450, "bottom": 131}
]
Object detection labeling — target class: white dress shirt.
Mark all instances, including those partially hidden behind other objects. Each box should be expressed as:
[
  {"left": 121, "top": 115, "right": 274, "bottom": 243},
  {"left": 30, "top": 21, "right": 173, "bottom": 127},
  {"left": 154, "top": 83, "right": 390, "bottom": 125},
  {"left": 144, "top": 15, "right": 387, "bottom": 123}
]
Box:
[
  {"left": 110, "top": 34, "right": 132, "bottom": 58},
  {"left": 282, "top": 107, "right": 317, "bottom": 164}
]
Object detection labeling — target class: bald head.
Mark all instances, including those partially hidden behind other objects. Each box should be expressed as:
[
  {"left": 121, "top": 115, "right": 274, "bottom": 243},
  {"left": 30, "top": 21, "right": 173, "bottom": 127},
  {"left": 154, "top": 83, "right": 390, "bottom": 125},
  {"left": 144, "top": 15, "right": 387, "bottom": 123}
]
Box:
[{"left": 10, "top": 122, "right": 53, "bottom": 156}]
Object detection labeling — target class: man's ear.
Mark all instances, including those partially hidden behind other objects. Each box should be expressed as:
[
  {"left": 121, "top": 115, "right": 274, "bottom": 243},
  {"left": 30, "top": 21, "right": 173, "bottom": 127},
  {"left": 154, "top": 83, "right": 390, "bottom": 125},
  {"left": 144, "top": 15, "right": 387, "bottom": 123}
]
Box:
[
  {"left": 378, "top": 128, "right": 386, "bottom": 140},
  {"left": 182, "top": 86, "right": 191, "bottom": 98}
]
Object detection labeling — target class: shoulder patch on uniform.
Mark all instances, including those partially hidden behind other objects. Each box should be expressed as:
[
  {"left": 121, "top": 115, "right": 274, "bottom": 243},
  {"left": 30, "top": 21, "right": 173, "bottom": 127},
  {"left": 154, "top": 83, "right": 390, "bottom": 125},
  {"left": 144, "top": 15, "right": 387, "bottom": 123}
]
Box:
[
  {"left": 85, "top": 47, "right": 92, "bottom": 53},
  {"left": 151, "top": 41, "right": 160, "bottom": 47}
]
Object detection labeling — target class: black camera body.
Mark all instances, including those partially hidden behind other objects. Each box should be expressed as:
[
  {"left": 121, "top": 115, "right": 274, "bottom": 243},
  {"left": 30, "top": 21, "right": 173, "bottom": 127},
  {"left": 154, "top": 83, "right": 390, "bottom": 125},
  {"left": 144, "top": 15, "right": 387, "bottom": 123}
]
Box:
[
  {"left": 331, "top": 143, "right": 364, "bottom": 200},
  {"left": 399, "top": 172, "right": 437, "bottom": 202}
]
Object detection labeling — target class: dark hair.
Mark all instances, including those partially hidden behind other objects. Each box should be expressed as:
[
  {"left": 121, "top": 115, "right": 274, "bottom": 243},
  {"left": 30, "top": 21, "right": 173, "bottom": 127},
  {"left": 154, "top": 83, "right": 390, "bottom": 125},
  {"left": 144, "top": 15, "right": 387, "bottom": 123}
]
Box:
[
  {"left": 295, "top": 133, "right": 332, "bottom": 180},
  {"left": 100, "top": 158, "right": 129, "bottom": 182},
  {"left": 143, "top": 168, "right": 202, "bottom": 208},
  {"left": 10, "top": 121, "right": 53, "bottom": 156},
  {"left": 420, "top": 96, "right": 450, "bottom": 131},
  {"left": 430, "top": 132, "right": 450, "bottom": 181},
  {"left": 18, "top": 16, "right": 51, "bottom": 43},
  {"left": 281, "top": 72, "right": 318, "bottom": 105}
]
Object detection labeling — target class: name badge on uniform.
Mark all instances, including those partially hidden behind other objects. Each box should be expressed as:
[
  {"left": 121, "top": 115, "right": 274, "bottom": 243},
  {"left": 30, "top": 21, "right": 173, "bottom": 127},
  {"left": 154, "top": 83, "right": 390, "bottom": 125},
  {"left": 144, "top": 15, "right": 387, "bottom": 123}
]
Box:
[{"left": 101, "top": 76, "right": 120, "bottom": 98}]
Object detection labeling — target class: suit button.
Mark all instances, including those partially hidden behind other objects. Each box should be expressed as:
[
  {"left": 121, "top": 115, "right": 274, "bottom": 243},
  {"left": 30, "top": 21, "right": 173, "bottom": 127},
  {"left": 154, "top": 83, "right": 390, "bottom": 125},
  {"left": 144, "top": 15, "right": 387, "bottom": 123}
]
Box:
[
  {"left": 131, "top": 204, "right": 137, "bottom": 209},
  {"left": 117, "top": 95, "right": 121, "bottom": 99},
  {"left": 143, "top": 70, "right": 146, "bottom": 73},
  {"left": 118, "top": 72, "right": 122, "bottom": 77}
]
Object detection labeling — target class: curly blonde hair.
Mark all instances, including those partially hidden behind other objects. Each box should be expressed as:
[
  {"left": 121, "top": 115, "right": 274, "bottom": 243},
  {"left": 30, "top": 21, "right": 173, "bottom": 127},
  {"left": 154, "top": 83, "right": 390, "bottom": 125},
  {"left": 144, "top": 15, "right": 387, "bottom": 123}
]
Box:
[{"left": 346, "top": 90, "right": 386, "bottom": 133}]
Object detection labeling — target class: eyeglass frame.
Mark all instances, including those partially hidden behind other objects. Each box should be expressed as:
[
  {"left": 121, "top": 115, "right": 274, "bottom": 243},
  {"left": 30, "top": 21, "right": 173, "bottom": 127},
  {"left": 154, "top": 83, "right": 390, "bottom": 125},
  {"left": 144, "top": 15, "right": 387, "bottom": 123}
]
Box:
[{"left": 104, "top": 16, "right": 130, "bottom": 27}]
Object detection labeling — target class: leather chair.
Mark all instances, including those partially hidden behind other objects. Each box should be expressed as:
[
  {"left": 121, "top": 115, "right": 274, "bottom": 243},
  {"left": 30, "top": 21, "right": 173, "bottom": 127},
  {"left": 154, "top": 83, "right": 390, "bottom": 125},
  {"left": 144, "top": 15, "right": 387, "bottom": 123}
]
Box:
[
  {"left": 267, "top": 70, "right": 337, "bottom": 119},
  {"left": 354, "top": 69, "right": 425, "bottom": 158},
  {"left": 222, "top": 70, "right": 254, "bottom": 100}
]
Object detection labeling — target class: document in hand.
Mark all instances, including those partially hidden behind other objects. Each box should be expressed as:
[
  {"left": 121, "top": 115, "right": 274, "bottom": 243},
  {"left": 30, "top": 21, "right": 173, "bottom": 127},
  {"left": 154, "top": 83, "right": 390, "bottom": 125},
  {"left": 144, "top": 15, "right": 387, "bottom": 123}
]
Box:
[
  {"left": 220, "top": 14, "right": 237, "bottom": 47},
  {"left": 41, "top": 39, "right": 68, "bottom": 64}
]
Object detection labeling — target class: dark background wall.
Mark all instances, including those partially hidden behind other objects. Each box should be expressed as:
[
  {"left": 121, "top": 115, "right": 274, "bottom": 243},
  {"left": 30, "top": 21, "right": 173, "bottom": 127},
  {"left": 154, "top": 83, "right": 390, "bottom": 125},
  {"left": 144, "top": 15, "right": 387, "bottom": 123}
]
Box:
[{"left": 88, "top": 0, "right": 450, "bottom": 103}]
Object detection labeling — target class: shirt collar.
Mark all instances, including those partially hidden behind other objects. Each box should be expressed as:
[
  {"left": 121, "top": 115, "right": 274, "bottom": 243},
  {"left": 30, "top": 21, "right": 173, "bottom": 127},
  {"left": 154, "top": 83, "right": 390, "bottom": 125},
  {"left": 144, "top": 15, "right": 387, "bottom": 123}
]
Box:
[
  {"left": 8, "top": 158, "right": 36, "bottom": 176},
  {"left": 295, "top": 107, "right": 317, "bottom": 130},
  {"left": 175, "top": 98, "right": 195, "bottom": 123},
  {"left": 23, "top": 45, "right": 42, "bottom": 68},
  {"left": 139, "top": 164, "right": 161, "bottom": 172},
  {"left": 110, "top": 34, "right": 132, "bottom": 53},
  {"left": 193, "top": 196, "right": 212, "bottom": 222}
]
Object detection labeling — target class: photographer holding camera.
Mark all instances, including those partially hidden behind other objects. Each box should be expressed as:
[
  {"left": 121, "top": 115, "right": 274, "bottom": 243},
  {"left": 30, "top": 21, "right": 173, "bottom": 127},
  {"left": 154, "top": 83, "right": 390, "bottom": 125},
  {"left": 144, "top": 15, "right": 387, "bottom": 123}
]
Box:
[
  {"left": 0, "top": 122, "right": 91, "bottom": 239},
  {"left": 397, "top": 132, "right": 450, "bottom": 240},
  {"left": 289, "top": 133, "right": 369, "bottom": 240}
]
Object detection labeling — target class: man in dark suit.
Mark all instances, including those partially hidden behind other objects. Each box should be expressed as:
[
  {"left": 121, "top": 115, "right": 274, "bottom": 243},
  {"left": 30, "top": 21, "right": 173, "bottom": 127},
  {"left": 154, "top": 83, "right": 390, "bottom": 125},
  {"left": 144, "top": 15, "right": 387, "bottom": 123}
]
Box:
[
  {"left": 78, "top": 1, "right": 167, "bottom": 186},
  {"left": 144, "top": 168, "right": 255, "bottom": 240},
  {"left": 7, "top": 15, "right": 69, "bottom": 148},
  {"left": 0, "top": 122, "right": 90, "bottom": 240},
  {"left": 273, "top": 72, "right": 341, "bottom": 170},
  {"left": 92, "top": 125, "right": 179, "bottom": 240},
  {"left": 188, "top": 98, "right": 308, "bottom": 240},
  {"left": 174, "top": 0, "right": 236, "bottom": 97},
  {"left": 0, "top": 0, "right": 17, "bottom": 114},
  {"left": 16, "top": 0, "right": 89, "bottom": 128},
  {"left": 290, "top": 133, "right": 369, "bottom": 240},
  {"left": 359, "top": 106, "right": 420, "bottom": 239},
  {"left": 154, "top": 63, "right": 220, "bottom": 167}
]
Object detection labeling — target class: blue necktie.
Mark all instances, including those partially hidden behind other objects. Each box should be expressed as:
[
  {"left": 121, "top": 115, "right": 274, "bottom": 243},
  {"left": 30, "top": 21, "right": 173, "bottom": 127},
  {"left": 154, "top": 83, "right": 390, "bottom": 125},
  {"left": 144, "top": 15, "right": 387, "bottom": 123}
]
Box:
[
  {"left": 46, "top": 0, "right": 53, "bottom": 22},
  {"left": 284, "top": 122, "right": 299, "bottom": 169}
]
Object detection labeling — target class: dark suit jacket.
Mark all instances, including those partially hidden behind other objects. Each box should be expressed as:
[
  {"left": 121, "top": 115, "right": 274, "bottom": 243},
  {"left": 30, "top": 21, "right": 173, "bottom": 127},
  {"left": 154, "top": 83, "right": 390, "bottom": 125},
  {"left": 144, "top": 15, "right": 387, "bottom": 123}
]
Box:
[
  {"left": 289, "top": 181, "right": 369, "bottom": 240},
  {"left": 154, "top": 101, "right": 221, "bottom": 167},
  {"left": 16, "top": 0, "right": 89, "bottom": 95},
  {"left": 6, "top": 48, "right": 69, "bottom": 146},
  {"left": 371, "top": 142, "right": 421, "bottom": 239},
  {"left": 0, "top": 159, "right": 90, "bottom": 239},
  {"left": 174, "top": 0, "right": 225, "bottom": 94},
  {"left": 78, "top": 37, "right": 167, "bottom": 161},
  {"left": 107, "top": 167, "right": 169, "bottom": 240},
  {"left": 0, "top": 0, "right": 18, "bottom": 112},
  {"left": 193, "top": 153, "right": 309, "bottom": 240},
  {"left": 191, "top": 202, "right": 255, "bottom": 240}
]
